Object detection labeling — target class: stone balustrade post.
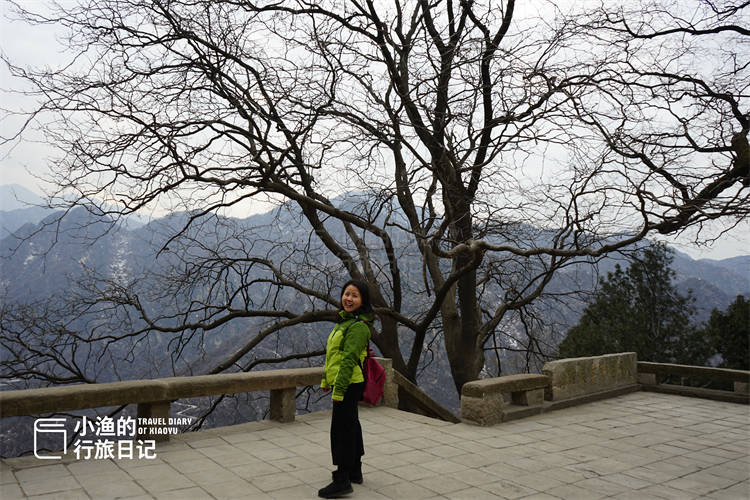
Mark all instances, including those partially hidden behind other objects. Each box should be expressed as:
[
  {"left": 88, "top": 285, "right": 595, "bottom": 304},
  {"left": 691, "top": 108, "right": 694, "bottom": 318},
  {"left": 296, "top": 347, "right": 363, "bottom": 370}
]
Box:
[
  {"left": 136, "top": 401, "right": 171, "bottom": 442},
  {"left": 374, "top": 357, "right": 398, "bottom": 408},
  {"left": 269, "top": 387, "right": 296, "bottom": 423}
]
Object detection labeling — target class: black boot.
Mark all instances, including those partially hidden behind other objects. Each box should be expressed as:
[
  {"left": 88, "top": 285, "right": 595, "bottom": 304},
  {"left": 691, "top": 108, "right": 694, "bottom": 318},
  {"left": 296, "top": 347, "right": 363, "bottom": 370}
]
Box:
[
  {"left": 318, "top": 469, "right": 353, "bottom": 498},
  {"left": 349, "top": 462, "right": 363, "bottom": 484}
]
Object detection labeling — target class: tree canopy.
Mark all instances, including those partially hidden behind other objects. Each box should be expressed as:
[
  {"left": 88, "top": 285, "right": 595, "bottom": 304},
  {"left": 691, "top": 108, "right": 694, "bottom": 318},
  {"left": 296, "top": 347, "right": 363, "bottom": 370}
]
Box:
[
  {"left": 2, "top": 0, "right": 748, "bottom": 400},
  {"left": 558, "top": 243, "right": 696, "bottom": 362},
  {"left": 702, "top": 295, "right": 749, "bottom": 370}
]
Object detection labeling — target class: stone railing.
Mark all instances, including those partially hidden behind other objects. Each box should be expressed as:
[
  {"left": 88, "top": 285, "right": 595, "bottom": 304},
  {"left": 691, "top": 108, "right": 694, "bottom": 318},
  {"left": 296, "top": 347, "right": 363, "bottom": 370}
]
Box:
[
  {"left": 462, "top": 352, "right": 640, "bottom": 426},
  {"left": 461, "top": 352, "right": 750, "bottom": 426},
  {"left": 0, "top": 359, "right": 398, "bottom": 441},
  {"left": 638, "top": 361, "right": 750, "bottom": 404},
  {"left": 543, "top": 352, "right": 639, "bottom": 403},
  {"left": 461, "top": 374, "right": 549, "bottom": 426}
]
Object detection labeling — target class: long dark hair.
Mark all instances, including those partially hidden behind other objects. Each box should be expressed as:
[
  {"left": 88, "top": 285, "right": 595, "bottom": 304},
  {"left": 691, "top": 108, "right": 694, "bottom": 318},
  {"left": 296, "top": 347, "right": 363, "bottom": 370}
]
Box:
[{"left": 340, "top": 279, "right": 373, "bottom": 315}]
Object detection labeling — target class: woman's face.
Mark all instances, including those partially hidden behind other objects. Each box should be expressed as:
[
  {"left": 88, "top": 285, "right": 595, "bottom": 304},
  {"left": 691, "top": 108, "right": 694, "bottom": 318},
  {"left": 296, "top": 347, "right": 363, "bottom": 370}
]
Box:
[{"left": 341, "top": 285, "right": 363, "bottom": 313}]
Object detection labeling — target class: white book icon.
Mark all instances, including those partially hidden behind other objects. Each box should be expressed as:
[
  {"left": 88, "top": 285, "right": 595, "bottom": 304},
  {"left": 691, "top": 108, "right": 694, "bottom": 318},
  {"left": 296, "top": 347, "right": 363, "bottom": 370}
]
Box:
[{"left": 33, "top": 418, "right": 67, "bottom": 459}]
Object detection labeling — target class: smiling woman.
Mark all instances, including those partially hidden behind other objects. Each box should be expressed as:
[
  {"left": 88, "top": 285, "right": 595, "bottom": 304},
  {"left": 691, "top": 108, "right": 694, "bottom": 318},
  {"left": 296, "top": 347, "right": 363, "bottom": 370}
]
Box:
[{"left": 318, "top": 280, "right": 374, "bottom": 498}]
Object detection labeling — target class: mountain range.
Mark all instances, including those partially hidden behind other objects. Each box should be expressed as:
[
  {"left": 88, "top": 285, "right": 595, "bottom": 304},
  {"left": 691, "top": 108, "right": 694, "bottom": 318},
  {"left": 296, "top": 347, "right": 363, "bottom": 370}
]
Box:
[
  {"left": 1, "top": 182, "right": 748, "bottom": 363},
  {"left": 0, "top": 183, "right": 747, "bottom": 456}
]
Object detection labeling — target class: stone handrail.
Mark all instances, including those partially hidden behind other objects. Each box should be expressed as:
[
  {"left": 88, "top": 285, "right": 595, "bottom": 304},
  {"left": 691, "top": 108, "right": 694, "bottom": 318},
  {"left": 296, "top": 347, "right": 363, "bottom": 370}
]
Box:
[
  {"left": 0, "top": 359, "right": 399, "bottom": 441},
  {"left": 637, "top": 361, "right": 750, "bottom": 382},
  {"left": 0, "top": 367, "right": 323, "bottom": 418},
  {"left": 461, "top": 374, "right": 549, "bottom": 426},
  {"left": 0, "top": 367, "right": 325, "bottom": 440},
  {"left": 460, "top": 354, "right": 750, "bottom": 427},
  {"left": 543, "top": 352, "right": 638, "bottom": 401},
  {"left": 462, "top": 353, "right": 641, "bottom": 426},
  {"left": 638, "top": 361, "right": 750, "bottom": 404}
]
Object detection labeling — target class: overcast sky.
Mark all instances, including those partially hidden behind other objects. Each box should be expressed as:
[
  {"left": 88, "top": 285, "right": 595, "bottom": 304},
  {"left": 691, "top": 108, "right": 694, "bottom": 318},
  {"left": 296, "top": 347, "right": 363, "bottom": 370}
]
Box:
[{"left": 0, "top": 2, "right": 747, "bottom": 260}]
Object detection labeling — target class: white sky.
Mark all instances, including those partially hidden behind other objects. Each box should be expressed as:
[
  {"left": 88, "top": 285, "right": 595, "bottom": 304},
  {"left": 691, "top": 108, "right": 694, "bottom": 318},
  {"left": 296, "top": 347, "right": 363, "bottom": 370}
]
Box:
[{"left": 0, "top": 1, "right": 747, "bottom": 260}]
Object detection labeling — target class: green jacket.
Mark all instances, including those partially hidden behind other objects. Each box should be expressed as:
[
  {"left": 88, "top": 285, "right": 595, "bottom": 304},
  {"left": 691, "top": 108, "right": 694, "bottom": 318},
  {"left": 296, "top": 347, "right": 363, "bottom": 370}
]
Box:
[{"left": 321, "top": 310, "right": 373, "bottom": 402}]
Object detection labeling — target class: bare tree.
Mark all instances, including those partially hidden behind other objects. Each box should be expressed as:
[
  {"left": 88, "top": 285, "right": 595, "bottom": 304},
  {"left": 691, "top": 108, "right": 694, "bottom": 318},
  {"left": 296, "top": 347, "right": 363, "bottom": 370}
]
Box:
[{"left": 1, "top": 0, "right": 747, "bottom": 398}]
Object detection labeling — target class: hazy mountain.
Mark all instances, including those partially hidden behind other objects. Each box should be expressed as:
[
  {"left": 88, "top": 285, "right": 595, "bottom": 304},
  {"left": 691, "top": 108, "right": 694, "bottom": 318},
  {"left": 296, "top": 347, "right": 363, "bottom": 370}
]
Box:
[
  {"left": 0, "top": 184, "right": 45, "bottom": 211},
  {"left": 0, "top": 189, "right": 747, "bottom": 457},
  {"left": 0, "top": 185, "right": 51, "bottom": 239},
  {"left": 1, "top": 191, "right": 746, "bottom": 338}
]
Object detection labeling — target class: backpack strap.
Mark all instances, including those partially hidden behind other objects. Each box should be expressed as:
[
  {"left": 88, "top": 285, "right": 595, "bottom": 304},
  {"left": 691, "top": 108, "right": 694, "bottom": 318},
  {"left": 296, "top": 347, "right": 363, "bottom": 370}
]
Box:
[{"left": 339, "top": 318, "right": 368, "bottom": 377}]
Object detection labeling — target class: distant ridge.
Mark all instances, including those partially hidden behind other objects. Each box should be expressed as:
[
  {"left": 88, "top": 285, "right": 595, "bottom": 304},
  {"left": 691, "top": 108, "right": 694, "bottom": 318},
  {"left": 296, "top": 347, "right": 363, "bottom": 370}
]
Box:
[{"left": 0, "top": 184, "right": 45, "bottom": 212}]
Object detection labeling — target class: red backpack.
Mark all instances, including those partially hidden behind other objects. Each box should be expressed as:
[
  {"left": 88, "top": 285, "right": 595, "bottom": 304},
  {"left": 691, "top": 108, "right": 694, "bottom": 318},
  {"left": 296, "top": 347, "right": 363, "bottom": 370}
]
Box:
[{"left": 360, "top": 346, "right": 386, "bottom": 406}]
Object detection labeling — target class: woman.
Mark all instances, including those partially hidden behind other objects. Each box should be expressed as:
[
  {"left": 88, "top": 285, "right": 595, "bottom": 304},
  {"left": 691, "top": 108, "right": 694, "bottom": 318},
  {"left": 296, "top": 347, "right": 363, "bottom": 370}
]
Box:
[{"left": 318, "top": 280, "right": 373, "bottom": 498}]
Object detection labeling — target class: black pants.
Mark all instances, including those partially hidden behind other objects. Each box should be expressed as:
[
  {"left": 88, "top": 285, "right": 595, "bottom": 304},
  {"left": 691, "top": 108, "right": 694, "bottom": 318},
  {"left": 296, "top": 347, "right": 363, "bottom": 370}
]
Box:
[{"left": 330, "top": 382, "right": 365, "bottom": 469}]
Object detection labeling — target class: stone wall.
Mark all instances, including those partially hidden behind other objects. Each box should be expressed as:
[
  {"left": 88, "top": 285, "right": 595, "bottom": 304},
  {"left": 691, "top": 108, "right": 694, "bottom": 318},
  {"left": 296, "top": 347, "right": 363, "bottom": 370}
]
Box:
[{"left": 542, "top": 352, "right": 637, "bottom": 401}]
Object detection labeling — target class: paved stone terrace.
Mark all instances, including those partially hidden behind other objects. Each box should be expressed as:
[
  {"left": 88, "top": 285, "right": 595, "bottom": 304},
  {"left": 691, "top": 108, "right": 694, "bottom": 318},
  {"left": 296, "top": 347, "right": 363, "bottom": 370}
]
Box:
[{"left": 1, "top": 392, "right": 748, "bottom": 499}]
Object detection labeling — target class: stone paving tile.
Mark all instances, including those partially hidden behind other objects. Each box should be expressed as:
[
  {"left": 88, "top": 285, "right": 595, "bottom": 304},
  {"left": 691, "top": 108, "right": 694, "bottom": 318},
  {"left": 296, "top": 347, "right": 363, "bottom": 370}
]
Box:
[
  {"left": 79, "top": 477, "right": 147, "bottom": 499},
  {"left": 449, "top": 452, "right": 500, "bottom": 469},
  {"left": 660, "top": 453, "right": 717, "bottom": 472},
  {"left": 621, "top": 465, "right": 681, "bottom": 484},
  {"left": 665, "top": 471, "right": 742, "bottom": 497},
  {"left": 476, "top": 462, "right": 526, "bottom": 480},
  {"left": 703, "top": 482, "right": 750, "bottom": 500},
  {"left": 361, "top": 469, "right": 403, "bottom": 488},
  {"left": 376, "top": 480, "right": 437, "bottom": 499},
  {"left": 26, "top": 489, "right": 91, "bottom": 500},
  {"left": 113, "top": 456, "right": 167, "bottom": 471},
  {"left": 609, "top": 490, "right": 658, "bottom": 500},
  {"left": 1, "top": 486, "right": 26, "bottom": 500},
  {"left": 423, "top": 444, "right": 466, "bottom": 458},
  {"left": 576, "top": 476, "right": 634, "bottom": 497},
  {"left": 599, "top": 471, "right": 653, "bottom": 490},
  {"left": 132, "top": 472, "right": 196, "bottom": 494},
  {"left": 3, "top": 392, "right": 749, "bottom": 499},
  {"left": 363, "top": 453, "right": 411, "bottom": 471},
  {"left": 18, "top": 475, "right": 82, "bottom": 497},
  {"left": 250, "top": 470, "right": 303, "bottom": 493},
  {"left": 544, "top": 483, "right": 608, "bottom": 499},
  {"left": 228, "top": 459, "right": 282, "bottom": 479},
  {"left": 153, "top": 486, "right": 213, "bottom": 499},
  {"left": 385, "top": 463, "right": 438, "bottom": 482},
  {"left": 248, "top": 446, "right": 297, "bottom": 462},
  {"left": 185, "top": 465, "right": 242, "bottom": 486},
  {"left": 394, "top": 449, "right": 441, "bottom": 464},
  {"left": 703, "top": 463, "right": 750, "bottom": 482},
  {"left": 287, "top": 464, "right": 330, "bottom": 485},
  {"left": 14, "top": 464, "right": 71, "bottom": 482},
  {"left": 267, "top": 454, "right": 318, "bottom": 473},
  {"left": 639, "top": 483, "right": 702, "bottom": 499},
  {"left": 507, "top": 472, "right": 565, "bottom": 492},
  {"left": 201, "top": 477, "right": 265, "bottom": 499},
  {"left": 413, "top": 474, "right": 471, "bottom": 495},
  {"left": 421, "top": 457, "right": 470, "bottom": 475},
  {"left": 445, "top": 467, "right": 500, "bottom": 487},
  {"left": 442, "top": 485, "right": 507, "bottom": 499},
  {"left": 538, "top": 465, "right": 592, "bottom": 484},
  {"left": 268, "top": 483, "right": 322, "bottom": 499},
  {"left": 122, "top": 462, "right": 177, "bottom": 480}
]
